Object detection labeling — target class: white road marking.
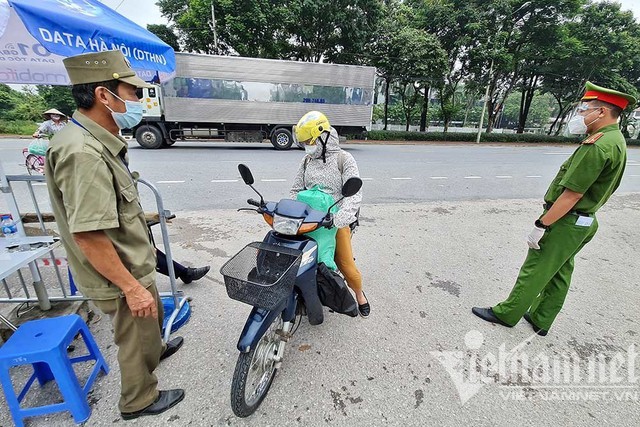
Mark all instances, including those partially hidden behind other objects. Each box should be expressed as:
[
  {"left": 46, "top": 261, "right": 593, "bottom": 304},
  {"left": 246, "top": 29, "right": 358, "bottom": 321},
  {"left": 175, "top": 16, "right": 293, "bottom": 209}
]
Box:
[
  {"left": 464, "top": 176, "right": 482, "bottom": 179},
  {"left": 628, "top": 174, "right": 640, "bottom": 177},
  {"left": 526, "top": 175, "right": 542, "bottom": 178},
  {"left": 261, "top": 179, "right": 286, "bottom": 182},
  {"left": 544, "top": 153, "right": 572, "bottom": 155},
  {"left": 627, "top": 163, "right": 640, "bottom": 166},
  {"left": 430, "top": 176, "right": 448, "bottom": 180},
  {"left": 32, "top": 183, "right": 47, "bottom": 186},
  {"left": 495, "top": 175, "right": 512, "bottom": 179},
  {"left": 211, "top": 179, "right": 239, "bottom": 183},
  {"left": 391, "top": 177, "right": 412, "bottom": 180},
  {"left": 157, "top": 180, "right": 185, "bottom": 184}
]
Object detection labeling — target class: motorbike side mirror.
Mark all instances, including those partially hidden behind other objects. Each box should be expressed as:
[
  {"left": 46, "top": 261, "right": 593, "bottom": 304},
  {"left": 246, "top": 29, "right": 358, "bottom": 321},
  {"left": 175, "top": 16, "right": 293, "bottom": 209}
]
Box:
[
  {"left": 238, "top": 164, "right": 254, "bottom": 185},
  {"left": 341, "top": 177, "right": 362, "bottom": 198}
]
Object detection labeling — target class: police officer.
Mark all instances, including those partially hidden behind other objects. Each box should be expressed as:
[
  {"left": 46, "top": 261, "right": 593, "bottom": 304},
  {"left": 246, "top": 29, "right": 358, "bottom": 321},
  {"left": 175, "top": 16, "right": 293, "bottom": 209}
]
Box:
[
  {"left": 472, "top": 81, "right": 637, "bottom": 336},
  {"left": 45, "top": 50, "right": 185, "bottom": 419}
]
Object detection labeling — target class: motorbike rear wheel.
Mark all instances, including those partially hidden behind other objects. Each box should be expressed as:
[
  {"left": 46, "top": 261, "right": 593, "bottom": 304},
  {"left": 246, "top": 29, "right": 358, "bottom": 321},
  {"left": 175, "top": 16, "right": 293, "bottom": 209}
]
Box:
[{"left": 230, "top": 314, "right": 284, "bottom": 417}]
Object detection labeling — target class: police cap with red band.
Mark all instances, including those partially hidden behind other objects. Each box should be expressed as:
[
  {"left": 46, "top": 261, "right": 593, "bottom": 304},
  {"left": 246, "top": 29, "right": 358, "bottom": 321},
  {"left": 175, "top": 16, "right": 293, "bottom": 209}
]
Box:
[{"left": 581, "top": 81, "right": 637, "bottom": 110}]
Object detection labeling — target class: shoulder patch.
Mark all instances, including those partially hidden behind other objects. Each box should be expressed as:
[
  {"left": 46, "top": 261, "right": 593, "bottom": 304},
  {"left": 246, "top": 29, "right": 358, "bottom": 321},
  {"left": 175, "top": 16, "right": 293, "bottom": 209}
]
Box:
[{"left": 581, "top": 132, "right": 604, "bottom": 145}]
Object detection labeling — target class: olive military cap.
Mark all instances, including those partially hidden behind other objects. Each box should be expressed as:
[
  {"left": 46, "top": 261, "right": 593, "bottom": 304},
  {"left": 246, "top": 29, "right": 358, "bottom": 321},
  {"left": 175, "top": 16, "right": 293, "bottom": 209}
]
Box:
[
  {"left": 581, "top": 81, "right": 637, "bottom": 110},
  {"left": 63, "top": 50, "right": 152, "bottom": 88}
]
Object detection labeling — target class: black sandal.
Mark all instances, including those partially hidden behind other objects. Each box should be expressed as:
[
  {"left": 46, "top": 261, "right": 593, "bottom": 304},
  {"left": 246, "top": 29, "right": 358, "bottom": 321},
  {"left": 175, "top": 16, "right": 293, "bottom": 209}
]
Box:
[{"left": 358, "top": 292, "right": 370, "bottom": 318}]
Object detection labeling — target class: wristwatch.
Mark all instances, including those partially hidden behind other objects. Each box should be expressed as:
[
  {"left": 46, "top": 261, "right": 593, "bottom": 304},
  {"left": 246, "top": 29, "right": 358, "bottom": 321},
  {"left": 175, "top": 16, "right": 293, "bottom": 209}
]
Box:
[{"left": 535, "top": 219, "right": 550, "bottom": 230}]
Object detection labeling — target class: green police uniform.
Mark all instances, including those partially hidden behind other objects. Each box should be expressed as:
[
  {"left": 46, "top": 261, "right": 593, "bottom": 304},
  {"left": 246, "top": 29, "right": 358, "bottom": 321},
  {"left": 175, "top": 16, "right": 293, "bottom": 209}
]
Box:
[
  {"left": 45, "top": 50, "right": 164, "bottom": 413},
  {"left": 491, "top": 83, "right": 636, "bottom": 333}
]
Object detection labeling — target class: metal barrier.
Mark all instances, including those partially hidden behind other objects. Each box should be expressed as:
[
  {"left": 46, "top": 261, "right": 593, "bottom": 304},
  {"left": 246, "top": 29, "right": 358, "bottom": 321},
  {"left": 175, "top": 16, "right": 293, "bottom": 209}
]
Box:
[{"left": 1, "top": 165, "right": 188, "bottom": 341}]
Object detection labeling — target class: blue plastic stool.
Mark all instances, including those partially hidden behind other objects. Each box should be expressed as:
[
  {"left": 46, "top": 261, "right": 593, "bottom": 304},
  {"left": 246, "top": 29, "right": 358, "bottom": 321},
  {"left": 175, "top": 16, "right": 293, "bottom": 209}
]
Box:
[{"left": 0, "top": 314, "right": 109, "bottom": 427}]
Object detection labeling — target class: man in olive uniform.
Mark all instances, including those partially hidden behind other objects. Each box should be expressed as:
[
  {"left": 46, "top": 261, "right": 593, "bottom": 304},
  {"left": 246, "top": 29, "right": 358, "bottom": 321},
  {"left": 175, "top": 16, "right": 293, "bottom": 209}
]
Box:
[
  {"left": 472, "top": 82, "right": 636, "bottom": 336},
  {"left": 46, "top": 50, "right": 185, "bottom": 419}
]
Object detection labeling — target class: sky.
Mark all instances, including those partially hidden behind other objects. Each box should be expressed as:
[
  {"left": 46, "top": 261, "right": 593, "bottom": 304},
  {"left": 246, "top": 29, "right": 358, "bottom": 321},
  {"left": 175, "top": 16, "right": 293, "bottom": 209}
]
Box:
[{"left": 103, "top": 0, "right": 639, "bottom": 29}]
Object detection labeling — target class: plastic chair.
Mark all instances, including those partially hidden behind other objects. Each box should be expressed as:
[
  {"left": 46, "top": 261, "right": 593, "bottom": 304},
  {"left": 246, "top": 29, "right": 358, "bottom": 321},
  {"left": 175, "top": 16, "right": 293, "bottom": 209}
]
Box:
[{"left": 0, "top": 314, "right": 109, "bottom": 427}]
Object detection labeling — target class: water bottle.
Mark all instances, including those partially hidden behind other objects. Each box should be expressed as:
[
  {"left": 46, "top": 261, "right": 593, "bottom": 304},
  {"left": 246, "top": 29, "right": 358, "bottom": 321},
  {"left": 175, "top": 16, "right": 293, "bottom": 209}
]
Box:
[{"left": 1, "top": 215, "right": 18, "bottom": 243}]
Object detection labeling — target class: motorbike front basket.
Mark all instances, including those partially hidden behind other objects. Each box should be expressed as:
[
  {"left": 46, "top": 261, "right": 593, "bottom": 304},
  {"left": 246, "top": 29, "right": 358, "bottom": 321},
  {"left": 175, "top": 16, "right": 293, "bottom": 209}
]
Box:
[{"left": 220, "top": 241, "right": 302, "bottom": 310}]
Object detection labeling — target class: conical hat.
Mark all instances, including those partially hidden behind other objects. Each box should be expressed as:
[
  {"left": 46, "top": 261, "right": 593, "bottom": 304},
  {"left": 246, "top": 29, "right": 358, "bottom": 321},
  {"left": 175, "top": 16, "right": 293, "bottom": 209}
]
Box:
[{"left": 43, "top": 109, "right": 67, "bottom": 119}]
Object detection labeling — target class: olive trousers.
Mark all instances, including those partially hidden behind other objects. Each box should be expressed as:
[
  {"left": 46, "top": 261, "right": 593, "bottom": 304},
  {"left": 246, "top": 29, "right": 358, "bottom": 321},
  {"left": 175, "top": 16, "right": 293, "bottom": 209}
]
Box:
[
  {"left": 492, "top": 213, "right": 598, "bottom": 331},
  {"left": 93, "top": 283, "right": 165, "bottom": 413}
]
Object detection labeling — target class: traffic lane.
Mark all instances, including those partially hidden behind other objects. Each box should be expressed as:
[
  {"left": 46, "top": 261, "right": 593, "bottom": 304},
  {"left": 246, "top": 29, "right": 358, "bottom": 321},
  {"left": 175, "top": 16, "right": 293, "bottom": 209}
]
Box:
[{"left": 2, "top": 140, "right": 640, "bottom": 212}]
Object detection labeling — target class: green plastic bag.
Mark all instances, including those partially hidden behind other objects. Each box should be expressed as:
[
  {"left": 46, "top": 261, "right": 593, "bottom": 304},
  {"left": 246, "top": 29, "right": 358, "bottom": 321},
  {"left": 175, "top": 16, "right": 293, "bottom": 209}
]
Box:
[
  {"left": 28, "top": 139, "right": 48, "bottom": 156},
  {"left": 296, "top": 186, "right": 339, "bottom": 270}
]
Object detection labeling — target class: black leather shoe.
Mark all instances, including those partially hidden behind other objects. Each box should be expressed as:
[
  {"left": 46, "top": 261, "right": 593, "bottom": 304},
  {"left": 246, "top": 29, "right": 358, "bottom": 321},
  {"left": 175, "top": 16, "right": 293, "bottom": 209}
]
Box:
[
  {"left": 160, "top": 336, "right": 184, "bottom": 361},
  {"left": 471, "top": 307, "right": 512, "bottom": 327},
  {"left": 524, "top": 312, "right": 548, "bottom": 336},
  {"left": 358, "top": 292, "right": 370, "bottom": 318},
  {"left": 121, "top": 389, "right": 185, "bottom": 420},
  {"left": 180, "top": 266, "right": 210, "bottom": 284}
]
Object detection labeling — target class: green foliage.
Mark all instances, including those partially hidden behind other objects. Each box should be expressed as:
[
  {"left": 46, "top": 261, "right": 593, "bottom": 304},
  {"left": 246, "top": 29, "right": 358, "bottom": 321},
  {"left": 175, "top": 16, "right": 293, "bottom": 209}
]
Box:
[
  {"left": 0, "top": 120, "right": 37, "bottom": 135},
  {"left": 147, "top": 24, "right": 180, "bottom": 51},
  {"left": 38, "top": 86, "right": 75, "bottom": 116},
  {"left": 0, "top": 85, "right": 45, "bottom": 122},
  {"left": 0, "top": 84, "right": 73, "bottom": 134},
  {"left": 365, "top": 130, "right": 583, "bottom": 143}
]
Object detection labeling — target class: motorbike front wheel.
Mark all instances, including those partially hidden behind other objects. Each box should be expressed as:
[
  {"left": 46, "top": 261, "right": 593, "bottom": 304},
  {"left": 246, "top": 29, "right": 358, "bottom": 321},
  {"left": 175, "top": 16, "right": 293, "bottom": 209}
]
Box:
[{"left": 230, "top": 313, "right": 284, "bottom": 417}]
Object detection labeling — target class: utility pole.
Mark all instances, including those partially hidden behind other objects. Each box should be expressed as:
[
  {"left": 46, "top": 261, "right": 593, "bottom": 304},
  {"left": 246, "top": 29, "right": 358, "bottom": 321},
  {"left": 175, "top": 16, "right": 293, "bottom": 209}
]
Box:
[{"left": 211, "top": 3, "right": 218, "bottom": 53}]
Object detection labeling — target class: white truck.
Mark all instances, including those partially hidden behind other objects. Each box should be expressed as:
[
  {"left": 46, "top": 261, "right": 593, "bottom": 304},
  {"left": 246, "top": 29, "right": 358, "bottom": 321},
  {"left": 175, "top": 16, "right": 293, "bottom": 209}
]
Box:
[{"left": 130, "top": 52, "right": 376, "bottom": 149}]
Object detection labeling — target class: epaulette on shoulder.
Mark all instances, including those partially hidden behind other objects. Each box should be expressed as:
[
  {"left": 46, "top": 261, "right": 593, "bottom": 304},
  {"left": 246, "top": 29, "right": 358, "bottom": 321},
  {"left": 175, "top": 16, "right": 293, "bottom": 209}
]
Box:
[{"left": 581, "top": 132, "right": 604, "bottom": 145}]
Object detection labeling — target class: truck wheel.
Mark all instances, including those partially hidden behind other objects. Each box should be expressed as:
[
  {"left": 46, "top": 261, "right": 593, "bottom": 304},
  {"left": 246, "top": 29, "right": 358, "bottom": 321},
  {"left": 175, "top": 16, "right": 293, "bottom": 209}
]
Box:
[
  {"left": 135, "top": 125, "right": 164, "bottom": 149},
  {"left": 270, "top": 128, "right": 293, "bottom": 150}
]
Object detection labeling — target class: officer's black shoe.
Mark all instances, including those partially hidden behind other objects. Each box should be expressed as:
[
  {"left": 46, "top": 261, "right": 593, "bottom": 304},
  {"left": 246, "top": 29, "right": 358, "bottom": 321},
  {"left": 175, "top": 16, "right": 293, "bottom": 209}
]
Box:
[
  {"left": 471, "top": 307, "right": 512, "bottom": 327},
  {"left": 121, "top": 389, "right": 185, "bottom": 420},
  {"left": 523, "top": 312, "right": 548, "bottom": 336},
  {"left": 180, "top": 266, "right": 210, "bottom": 284},
  {"left": 160, "top": 336, "right": 184, "bottom": 361}
]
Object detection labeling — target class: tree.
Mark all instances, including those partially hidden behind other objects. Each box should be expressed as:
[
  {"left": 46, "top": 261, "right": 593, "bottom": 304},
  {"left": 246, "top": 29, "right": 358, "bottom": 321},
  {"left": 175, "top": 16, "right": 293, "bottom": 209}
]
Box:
[
  {"left": 157, "top": 0, "right": 383, "bottom": 61},
  {"left": 0, "top": 84, "right": 18, "bottom": 120},
  {"left": 284, "top": 0, "right": 384, "bottom": 64},
  {"left": 373, "top": 22, "right": 447, "bottom": 131},
  {"left": 157, "top": 0, "right": 294, "bottom": 57},
  {"left": 11, "top": 86, "right": 46, "bottom": 122},
  {"left": 147, "top": 24, "right": 180, "bottom": 51},
  {"left": 37, "top": 86, "right": 75, "bottom": 116},
  {"left": 542, "top": 2, "right": 640, "bottom": 135},
  {"left": 501, "top": 91, "right": 555, "bottom": 129},
  {"left": 410, "top": 0, "right": 484, "bottom": 132}
]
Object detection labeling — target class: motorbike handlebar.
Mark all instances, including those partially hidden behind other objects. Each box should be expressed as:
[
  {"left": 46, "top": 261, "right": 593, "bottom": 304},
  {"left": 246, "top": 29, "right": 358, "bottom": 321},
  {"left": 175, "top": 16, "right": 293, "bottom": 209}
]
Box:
[{"left": 247, "top": 198, "right": 261, "bottom": 207}]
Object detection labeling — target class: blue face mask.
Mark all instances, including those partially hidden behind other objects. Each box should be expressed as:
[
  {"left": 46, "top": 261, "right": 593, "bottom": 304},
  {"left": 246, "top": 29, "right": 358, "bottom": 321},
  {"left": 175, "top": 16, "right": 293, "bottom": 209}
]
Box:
[{"left": 104, "top": 88, "right": 144, "bottom": 130}]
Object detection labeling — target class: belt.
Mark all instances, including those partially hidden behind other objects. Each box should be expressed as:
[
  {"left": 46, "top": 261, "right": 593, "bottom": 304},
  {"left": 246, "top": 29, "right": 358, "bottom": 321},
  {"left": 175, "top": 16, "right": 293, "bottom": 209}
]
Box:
[{"left": 543, "top": 202, "right": 593, "bottom": 217}]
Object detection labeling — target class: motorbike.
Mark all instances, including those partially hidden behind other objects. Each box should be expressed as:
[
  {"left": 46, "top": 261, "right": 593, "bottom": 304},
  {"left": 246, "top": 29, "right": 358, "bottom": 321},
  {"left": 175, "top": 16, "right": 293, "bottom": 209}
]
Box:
[{"left": 220, "top": 164, "right": 362, "bottom": 418}]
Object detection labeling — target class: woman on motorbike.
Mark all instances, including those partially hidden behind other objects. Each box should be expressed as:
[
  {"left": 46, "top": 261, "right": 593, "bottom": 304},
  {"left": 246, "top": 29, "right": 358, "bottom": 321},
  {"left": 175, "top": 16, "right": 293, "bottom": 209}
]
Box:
[
  {"left": 290, "top": 111, "right": 370, "bottom": 317},
  {"left": 32, "top": 108, "right": 68, "bottom": 138}
]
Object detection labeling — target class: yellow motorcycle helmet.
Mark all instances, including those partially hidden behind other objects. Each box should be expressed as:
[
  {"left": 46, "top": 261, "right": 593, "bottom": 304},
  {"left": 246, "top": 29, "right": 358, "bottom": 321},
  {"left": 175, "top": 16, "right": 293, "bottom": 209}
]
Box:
[{"left": 293, "top": 111, "right": 331, "bottom": 145}]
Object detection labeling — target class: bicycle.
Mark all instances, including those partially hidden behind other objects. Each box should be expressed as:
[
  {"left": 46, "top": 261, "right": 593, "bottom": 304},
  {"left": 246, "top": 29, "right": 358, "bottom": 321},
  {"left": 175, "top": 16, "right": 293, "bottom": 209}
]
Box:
[{"left": 23, "top": 136, "right": 48, "bottom": 175}]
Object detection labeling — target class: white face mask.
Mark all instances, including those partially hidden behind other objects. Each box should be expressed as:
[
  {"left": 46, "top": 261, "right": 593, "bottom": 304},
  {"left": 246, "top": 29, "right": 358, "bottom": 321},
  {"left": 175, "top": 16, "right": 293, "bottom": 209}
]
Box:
[
  {"left": 304, "top": 144, "right": 319, "bottom": 156},
  {"left": 50, "top": 114, "right": 61, "bottom": 121},
  {"left": 567, "top": 115, "right": 588, "bottom": 135}
]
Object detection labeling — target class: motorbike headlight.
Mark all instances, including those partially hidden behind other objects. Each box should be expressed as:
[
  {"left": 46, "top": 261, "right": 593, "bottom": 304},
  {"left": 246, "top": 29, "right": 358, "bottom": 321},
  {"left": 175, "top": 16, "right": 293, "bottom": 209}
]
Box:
[{"left": 272, "top": 214, "right": 303, "bottom": 235}]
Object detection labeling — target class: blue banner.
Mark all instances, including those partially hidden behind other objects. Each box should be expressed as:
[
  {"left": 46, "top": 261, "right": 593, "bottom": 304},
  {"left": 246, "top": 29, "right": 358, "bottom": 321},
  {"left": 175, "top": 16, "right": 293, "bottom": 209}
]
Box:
[{"left": 8, "top": 0, "right": 175, "bottom": 74}]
